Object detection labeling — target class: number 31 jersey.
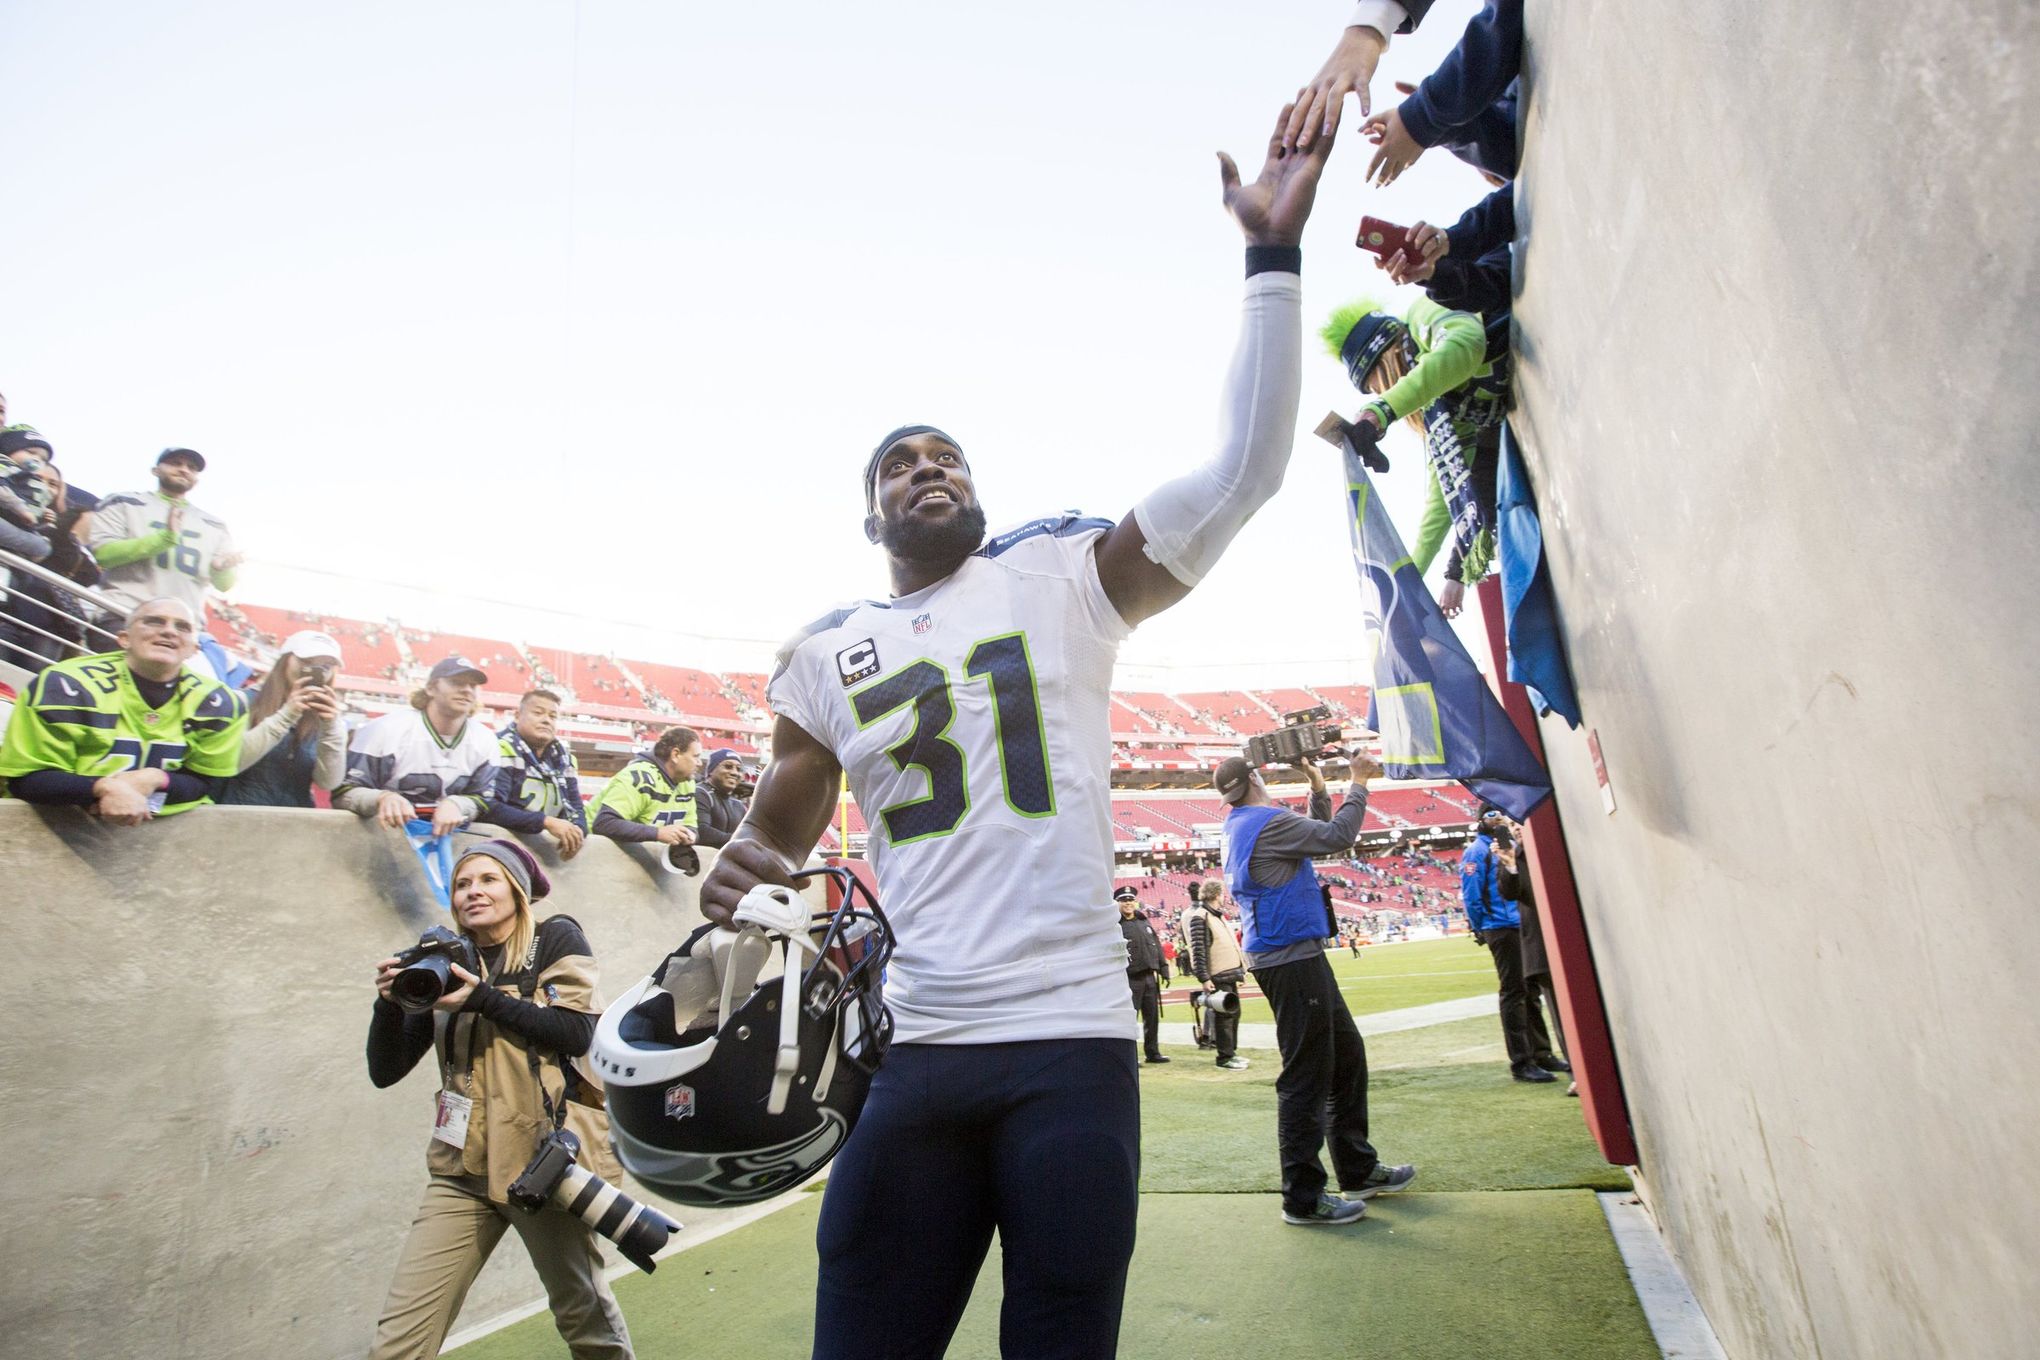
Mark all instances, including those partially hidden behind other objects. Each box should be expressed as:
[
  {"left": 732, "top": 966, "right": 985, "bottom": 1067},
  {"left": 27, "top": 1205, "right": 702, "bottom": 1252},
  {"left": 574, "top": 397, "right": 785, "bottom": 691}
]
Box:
[{"left": 768, "top": 514, "right": 1134, "bottom": 1045}]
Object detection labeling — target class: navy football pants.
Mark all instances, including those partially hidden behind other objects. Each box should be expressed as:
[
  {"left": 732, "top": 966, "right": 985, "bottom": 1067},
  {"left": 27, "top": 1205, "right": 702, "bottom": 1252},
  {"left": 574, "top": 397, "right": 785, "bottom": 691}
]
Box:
[{"left": 812, "top": 1038, "right": 1140, "bottom": 1360}]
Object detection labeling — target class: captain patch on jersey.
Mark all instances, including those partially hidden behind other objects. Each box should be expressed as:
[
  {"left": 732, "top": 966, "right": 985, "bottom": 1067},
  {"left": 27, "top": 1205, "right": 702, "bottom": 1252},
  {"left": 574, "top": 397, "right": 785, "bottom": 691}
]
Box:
[{"left": 767, "top": 512, "right": 1135, "bottom": 1046}]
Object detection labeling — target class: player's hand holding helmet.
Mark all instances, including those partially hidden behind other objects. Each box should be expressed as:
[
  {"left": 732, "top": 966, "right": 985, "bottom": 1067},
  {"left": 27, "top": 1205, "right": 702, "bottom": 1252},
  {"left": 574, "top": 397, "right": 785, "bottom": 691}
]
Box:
[{"left": 592, "top": 865, "right": 894, "bottom": 1207}]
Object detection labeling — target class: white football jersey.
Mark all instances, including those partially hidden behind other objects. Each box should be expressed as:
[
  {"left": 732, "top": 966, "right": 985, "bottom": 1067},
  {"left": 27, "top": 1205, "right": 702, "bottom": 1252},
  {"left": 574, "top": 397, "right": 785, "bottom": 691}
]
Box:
[
  {"left": 89, "top": 489, "right": 239, "bottom": 618},
  {"left": 769, "top": 514, "right": 1134, "bottom": 1044},
  {"left": 342, "top": 709, "right": 501, "bottom": 810}
]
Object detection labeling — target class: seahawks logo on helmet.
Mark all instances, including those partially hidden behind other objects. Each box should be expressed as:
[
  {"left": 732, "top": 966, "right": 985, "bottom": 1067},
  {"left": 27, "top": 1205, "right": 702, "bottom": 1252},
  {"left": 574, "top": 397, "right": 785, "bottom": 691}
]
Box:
[{"left": 593, "top": 865, "right": 894, "bottom": 1208}]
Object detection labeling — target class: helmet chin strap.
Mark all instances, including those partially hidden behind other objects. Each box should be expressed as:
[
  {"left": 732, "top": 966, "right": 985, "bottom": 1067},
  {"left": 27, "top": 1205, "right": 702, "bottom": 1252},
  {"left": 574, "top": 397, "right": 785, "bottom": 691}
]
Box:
[{"left": 733, "top": 885, "right": 826, "bottom": 1116}]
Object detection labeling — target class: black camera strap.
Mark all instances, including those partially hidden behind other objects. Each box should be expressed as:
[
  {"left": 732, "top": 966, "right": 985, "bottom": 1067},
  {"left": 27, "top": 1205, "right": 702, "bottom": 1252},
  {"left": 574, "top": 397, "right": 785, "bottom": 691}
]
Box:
[{"left": 513, "top": 944, "right": 585, "bottom": 1133}]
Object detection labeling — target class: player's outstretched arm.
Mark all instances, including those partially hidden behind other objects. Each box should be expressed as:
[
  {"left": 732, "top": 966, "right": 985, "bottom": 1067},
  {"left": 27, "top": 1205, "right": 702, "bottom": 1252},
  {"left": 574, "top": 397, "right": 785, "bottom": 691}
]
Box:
[
  {"left": 698, "top": 715, "right": 843, "bottom": 927},
  {"left": 1093, "top": 100, "right": 1334, "bottom": 628}
]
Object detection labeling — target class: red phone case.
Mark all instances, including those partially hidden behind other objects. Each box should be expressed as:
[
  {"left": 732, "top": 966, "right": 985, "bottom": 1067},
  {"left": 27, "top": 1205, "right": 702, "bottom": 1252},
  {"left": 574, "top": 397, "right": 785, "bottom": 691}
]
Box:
[{"left": 1357, "top": 215, "right": 1418, "bottom": 263}]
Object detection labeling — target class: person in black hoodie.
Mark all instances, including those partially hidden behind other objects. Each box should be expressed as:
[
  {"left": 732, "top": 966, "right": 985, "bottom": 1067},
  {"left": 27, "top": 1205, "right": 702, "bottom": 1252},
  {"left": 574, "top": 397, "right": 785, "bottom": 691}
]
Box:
[
  {"left": 692, "top": 747, "right": 748, "bottom": 849},
  {"left": 1118, "top": 886, "right": 1172, "bottom": 1064},
  {"left": 1495, "top": 819, "right": 1573, "bottom": 1090}
]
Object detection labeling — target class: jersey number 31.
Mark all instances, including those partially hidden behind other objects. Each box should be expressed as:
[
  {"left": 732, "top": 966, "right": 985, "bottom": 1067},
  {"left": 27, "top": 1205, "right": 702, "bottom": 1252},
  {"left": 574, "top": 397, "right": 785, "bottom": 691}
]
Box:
[{"left": 849, "top": 632, "right": 1053, "bottom": 845}]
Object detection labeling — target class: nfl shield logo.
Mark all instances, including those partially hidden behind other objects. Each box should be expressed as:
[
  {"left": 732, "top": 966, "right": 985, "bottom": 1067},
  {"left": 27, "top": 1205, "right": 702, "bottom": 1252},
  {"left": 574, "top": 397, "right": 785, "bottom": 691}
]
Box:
[
  {"left": 665, "top": 1084, "right": 696, "bottom": 1120},
  {"left": 912, "top": 613, "right": 932, "bottom": 636}
]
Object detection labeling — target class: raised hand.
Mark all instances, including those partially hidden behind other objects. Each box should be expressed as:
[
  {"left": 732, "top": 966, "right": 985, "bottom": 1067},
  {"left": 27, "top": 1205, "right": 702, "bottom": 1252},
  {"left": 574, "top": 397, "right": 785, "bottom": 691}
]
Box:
[
  {"left": 1284, "top": 24, "right": 1390, "bottom": 151},
  {"left": 1359, "top": 106, "right": 1425, "bottom": 187},
  {"left": 1220, "top": 98, "right": 1340, "bottom": 248}
]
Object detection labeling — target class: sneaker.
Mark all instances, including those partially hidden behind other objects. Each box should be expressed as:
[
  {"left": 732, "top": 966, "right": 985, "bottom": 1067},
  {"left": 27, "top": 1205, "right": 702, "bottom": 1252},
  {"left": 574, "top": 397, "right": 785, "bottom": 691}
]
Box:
[
  {"left": 1144, "top": 1054, "right": 1172, "bottom": 1064},
  {"left": 1344, "top": 1163, "right": 1417, "bottom": 1199},
  {"left": 1512, "top": 1065, "right": 1557, "bottom": 1083},
  {"left": 1535, "top": 1055, "right": 1573, "bottom": 1073},
  {"left": 1217, "top": 1056, "right": 1250, "bottom": 1070},
  {"left": 1283, "top": 1193, "right": 1368, "bottom": 1226}
]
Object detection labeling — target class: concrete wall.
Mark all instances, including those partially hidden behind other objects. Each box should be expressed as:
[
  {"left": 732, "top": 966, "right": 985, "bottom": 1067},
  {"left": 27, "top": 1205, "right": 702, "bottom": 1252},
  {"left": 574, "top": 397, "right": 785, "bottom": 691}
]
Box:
[
  {"left": 1510, "top": 2, "right": 2039, "bottom": 1356},
  {"left": 0, "top": 802, "right": 729, "bottom": 1360}
]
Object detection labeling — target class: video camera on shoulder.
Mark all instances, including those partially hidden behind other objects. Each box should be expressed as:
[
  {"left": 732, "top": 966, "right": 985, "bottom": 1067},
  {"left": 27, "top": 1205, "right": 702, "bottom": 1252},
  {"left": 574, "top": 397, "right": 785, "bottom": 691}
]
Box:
[
  {"left": 1243, "top": 705, "right": 1345, "bottom": 770},
  {"left": 389, "top": 926, "right": 482, "bottom": 1014}
]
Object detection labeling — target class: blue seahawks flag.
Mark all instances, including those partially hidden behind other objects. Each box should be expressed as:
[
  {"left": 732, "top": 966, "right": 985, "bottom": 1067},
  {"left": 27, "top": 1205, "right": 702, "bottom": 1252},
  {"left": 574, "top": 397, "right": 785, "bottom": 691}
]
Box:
[
  {"left": 1341, "top": 446, "right": 1552, "bottom": 821},
  {"left": 405, "top": 819, "right": 458, "bottom": 909}
]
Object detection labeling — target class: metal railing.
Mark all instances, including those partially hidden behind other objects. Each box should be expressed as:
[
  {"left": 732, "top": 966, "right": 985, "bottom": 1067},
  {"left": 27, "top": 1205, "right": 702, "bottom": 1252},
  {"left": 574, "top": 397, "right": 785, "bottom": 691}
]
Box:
[{"left": 0, "top": 543, "right": 124, "bottom": 675}]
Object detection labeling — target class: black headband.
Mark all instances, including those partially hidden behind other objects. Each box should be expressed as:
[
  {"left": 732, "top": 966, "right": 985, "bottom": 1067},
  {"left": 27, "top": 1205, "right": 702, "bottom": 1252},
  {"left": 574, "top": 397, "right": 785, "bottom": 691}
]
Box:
[{"left": 864, "top": 424, "right": 966, "bottom": 512}]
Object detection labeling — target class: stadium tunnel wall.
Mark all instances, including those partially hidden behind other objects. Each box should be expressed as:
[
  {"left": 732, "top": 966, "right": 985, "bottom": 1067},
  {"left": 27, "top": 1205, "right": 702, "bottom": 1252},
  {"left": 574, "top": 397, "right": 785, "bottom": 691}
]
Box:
[
  {"left": 1511, "top": 2, "right": 2038, "bottom": 1357},
  {"left": 0, "top": 802, "right": 724, "bottom": 1360}
]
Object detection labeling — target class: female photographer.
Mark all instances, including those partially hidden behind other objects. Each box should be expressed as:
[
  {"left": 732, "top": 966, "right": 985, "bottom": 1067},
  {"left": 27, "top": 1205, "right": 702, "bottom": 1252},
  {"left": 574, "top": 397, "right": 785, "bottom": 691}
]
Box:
[
  {"left": 218, "top": 630, "right": 348, "bottom": 807},
  {"left": 365, "top": 838, "right": 634, "bottom": 1360}
]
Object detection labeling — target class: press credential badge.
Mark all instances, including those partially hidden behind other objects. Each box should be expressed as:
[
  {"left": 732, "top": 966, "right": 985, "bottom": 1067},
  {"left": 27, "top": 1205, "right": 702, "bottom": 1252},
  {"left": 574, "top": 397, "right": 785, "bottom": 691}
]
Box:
[{"left": 433, "top": 1090, "right": 474, "bottom": 1148}]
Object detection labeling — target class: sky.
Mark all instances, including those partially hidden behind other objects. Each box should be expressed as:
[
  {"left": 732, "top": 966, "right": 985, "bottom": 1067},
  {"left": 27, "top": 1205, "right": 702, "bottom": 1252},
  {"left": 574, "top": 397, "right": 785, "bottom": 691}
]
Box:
[{"left": 1, "top": 0, "right": 1497, "bottom": 684}]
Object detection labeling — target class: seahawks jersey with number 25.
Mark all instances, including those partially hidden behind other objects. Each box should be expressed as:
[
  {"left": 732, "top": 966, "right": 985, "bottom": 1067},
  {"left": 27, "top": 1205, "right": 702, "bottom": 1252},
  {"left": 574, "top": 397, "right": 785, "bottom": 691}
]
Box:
[
  {"left": 768, "top": 513, "right": 1132, "bottom": 1046},
  {"left": 0, "top": 652, "right": 247, "bottom": 814}
]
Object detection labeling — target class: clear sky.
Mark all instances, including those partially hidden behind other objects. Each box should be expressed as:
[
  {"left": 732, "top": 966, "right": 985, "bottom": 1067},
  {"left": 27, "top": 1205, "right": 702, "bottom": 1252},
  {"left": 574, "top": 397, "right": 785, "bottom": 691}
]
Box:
[{"left": 1, "top": 0, "right": 1496, "bottom": 682}]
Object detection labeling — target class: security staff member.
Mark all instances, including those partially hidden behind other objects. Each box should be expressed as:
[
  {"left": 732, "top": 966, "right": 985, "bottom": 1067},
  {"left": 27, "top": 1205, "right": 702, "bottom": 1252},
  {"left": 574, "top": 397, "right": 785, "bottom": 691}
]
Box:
[
  {"left": 1185, "top": 880, "right": 1250, "bottom": 1070},
  {"left": 1117, "top": 886, "right": 1171, "bottom": 1064},
  {"left": 1216, "top": 751, "right": 1416, "bottom": 1226}
]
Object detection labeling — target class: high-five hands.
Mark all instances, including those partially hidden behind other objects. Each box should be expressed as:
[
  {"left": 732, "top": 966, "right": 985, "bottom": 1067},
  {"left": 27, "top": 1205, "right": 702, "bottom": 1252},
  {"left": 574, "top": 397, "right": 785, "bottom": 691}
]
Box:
[
  {"left": 1221, "top": 99, "right": 1340, "bottom": 248},
  {"left": 1359, "top": 105, "right": 1426, "bottom": 187},
  {"left": 1283, "top": 24, "right": 1390, "bottom": 152}
]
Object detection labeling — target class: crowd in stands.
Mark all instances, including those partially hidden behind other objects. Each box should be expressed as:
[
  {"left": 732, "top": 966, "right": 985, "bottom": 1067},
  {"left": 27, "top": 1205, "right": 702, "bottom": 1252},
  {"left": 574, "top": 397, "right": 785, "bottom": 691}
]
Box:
[{"left": 0, "top": 593, "right": 756, "bottom": 865}]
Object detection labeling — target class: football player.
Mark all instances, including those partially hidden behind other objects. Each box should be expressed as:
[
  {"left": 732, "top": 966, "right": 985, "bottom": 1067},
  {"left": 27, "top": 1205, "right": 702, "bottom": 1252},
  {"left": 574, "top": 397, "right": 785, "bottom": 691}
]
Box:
[
  {"left": 697, "top": 101, "right": 1338, "bottom": 1359},
  {"left": 0, "top": 596, "right": 246, "bottom": 822}
]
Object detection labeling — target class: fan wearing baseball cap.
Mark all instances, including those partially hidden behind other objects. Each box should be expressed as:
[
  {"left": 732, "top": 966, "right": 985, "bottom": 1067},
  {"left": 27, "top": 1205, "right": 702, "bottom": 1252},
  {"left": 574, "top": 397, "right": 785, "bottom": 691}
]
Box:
[
  {"left": 88, "top": 446, "right": 243, "bottom": 625},
  {"left": 334, "top": 655, "right": 501, "bottom": 836},
  {"left": 218, "top": 631, "right": 349, "bottom": 808},
  {"left": 1214, "top": 745, "right": 1417, "bottom": 1225}
]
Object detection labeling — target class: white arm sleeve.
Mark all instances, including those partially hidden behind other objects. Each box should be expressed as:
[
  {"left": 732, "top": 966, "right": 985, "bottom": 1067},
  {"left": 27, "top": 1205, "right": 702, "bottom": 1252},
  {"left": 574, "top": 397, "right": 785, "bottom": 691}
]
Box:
[{"left": 1131, "top": 271, "right": 1303, "bottom": 587}]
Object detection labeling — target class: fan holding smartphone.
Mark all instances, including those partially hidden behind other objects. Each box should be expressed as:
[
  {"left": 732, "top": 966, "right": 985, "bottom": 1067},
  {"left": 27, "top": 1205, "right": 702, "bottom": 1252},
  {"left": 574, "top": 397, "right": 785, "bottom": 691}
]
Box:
[{"left": 220, "top": 628, "right": 350, "bottom": 807}]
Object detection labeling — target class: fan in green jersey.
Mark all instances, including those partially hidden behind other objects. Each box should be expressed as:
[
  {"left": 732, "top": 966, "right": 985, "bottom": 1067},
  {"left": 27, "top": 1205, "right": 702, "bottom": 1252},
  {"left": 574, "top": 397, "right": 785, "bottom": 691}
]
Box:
[
  {"left": 587, "top": 725, "right": 701, "bottom": 849},
  {"left": 0, "top": 596, "right": 247, "bottom": 822}
]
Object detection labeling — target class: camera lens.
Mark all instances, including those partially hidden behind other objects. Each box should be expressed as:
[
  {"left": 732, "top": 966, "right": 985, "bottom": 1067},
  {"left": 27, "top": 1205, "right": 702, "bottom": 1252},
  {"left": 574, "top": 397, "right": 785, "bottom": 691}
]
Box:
[{"left": 390, "top": 955, "right": 454, "bottom": 1013}]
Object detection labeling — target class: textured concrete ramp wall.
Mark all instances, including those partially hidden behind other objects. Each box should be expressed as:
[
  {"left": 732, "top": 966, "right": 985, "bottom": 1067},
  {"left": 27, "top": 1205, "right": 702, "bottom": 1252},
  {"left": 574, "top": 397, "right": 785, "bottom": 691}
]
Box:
[
  {"left": 0, "top": 802, "right": 715, "bottom": 1359},
  {"left": 1510, "top": 3, "right": 2039, "bottom": 1358}
]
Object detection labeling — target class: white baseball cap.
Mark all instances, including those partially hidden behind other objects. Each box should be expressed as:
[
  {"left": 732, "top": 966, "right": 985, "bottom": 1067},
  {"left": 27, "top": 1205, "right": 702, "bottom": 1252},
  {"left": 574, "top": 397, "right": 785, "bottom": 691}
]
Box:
[{"left": 280, "top": 630, "right": 342, "bottom": 663}]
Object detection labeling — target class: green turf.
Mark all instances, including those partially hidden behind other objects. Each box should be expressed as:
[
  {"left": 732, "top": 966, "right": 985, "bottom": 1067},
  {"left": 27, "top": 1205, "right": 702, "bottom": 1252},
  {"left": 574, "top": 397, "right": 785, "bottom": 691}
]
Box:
[
  {"left": 1139, "top": 1017, "right": 1630, "bottom": 1195},
  {"left": 1167, "top": 936, "right": 1498, "bottom": 1025},
  {"left": 451, "top": 1189, "right": 1653, "bottom": 1359},
  {"left": 453, "top": 1014, "right": 1639, "bottom": 1359}
]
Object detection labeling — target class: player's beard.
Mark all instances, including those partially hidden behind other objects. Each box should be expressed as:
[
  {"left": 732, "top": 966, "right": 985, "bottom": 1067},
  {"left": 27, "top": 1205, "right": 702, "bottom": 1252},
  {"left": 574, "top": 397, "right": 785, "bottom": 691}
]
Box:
[{"left": 877, "top": 501, "right": 988, "bottom": 567}]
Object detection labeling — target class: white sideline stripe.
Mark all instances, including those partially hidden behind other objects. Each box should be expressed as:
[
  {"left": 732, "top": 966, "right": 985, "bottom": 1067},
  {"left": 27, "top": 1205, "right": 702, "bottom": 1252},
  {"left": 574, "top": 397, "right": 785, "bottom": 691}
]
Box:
[
  {"left": 1598, "top": 1192, "right": 1728, "bottom": 1360},
  {"left": 440, "top": 1182, "right": 822, "bottom": 1353},
  {"left": 1157, "top": 992, "right": 1495, "bottom": 1048}
]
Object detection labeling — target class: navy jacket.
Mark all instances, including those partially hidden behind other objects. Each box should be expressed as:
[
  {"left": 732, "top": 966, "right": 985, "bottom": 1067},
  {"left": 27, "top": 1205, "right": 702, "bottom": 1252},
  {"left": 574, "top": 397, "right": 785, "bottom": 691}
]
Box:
[
  {"left": 1399, "top": 0, "right": 1522, "bottom": 154},
  {"left": 1436, "top": 84, "right": 1518, "bottom": 181}
]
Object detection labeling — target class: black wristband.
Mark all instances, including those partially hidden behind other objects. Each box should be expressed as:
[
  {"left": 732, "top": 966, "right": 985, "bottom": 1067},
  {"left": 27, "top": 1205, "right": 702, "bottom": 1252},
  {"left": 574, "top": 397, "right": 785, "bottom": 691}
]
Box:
[{"left": 1245, "top": 245, "right": 1302, "bottom": 278}]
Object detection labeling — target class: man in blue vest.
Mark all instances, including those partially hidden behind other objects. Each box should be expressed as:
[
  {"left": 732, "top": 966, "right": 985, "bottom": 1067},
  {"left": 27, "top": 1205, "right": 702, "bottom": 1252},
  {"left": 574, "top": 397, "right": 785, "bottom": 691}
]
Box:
[
  {"left": 1216, "top": 750, "right": 1416, "bottom": 1226},
  {"left": 1462, "top": 807, "right": 1561, "bottom": 1083}
]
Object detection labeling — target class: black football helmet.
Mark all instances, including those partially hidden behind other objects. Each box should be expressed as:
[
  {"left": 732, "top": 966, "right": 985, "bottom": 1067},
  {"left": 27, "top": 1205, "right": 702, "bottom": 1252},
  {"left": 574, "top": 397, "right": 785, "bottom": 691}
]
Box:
[{"left": 591, "top": 865, "right": 894, "bottom": 1207}]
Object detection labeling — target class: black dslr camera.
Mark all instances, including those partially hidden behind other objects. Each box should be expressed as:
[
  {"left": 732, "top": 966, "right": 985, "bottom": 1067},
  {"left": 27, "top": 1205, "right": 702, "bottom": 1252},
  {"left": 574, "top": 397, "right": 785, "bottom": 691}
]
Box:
[
  {"left": 507, "top": 1127, "right": 681, "bottom": 1273},
  {"left": 1244, "top": 705, "right": 1345, "bottom": 769},
  {"left": 389, "top": 926, "right": 482, "bottom": 1014}
]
